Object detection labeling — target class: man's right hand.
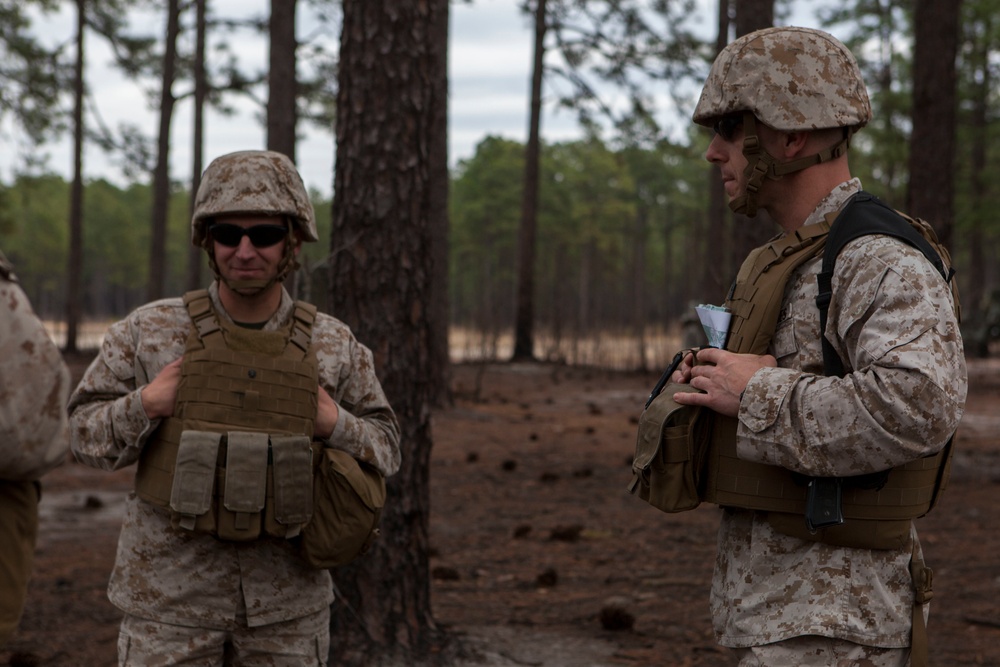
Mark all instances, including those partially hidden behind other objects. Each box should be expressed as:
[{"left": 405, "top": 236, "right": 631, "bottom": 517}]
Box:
[{"left": 140, "top": 358, "right": 183, "bottom": 419}]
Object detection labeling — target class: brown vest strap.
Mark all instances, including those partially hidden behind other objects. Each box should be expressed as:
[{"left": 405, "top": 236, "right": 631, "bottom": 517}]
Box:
[
  {"left": 725, "top": 220, "right": 830, "bottom": 355},
  {"left": 699, "top": 214, "right": 953, "bottom": 550},
  {"left": 703, "top": 430, "right": 950, "bottom": 549}
]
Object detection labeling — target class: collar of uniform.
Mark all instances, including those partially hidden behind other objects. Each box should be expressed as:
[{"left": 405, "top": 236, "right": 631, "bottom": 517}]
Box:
[
  {"left": 803, "top": 177, "right": 862, "bottom": 229},
  {"left": 207, "top": 280, "right": 295, "bottom": 332}
]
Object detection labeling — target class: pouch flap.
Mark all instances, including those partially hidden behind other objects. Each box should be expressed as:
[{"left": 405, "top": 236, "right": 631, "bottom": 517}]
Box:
[
  {"left": 170, "top": 430, "right": 222, "bottom": 516},
  {"left": 270, "top": 435, "right": 314, "bottom": 525},
  {"left": 224, "top": 431, "right": 269, "bottom": 512},
  {"left": 633, "top": 383, "right": 702, "bottom": 471},
  {"left": 322, "top": 449, "right": 386, "bottom": 510}
]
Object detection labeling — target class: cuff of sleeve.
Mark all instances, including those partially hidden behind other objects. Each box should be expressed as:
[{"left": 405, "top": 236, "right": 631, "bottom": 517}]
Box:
[
  {"left": 119, "top": 388, "right": 159, "bottom": 443},
  {"left": 326, "top": 402, "right": 355, "bottom": 445},
  {"left": 738, "top": 367, "right": 801, "bottom": 434}
]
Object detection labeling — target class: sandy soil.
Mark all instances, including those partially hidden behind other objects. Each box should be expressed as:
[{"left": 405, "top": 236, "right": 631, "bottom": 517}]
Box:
[{"left": 2, "top": 356, "right": 998, "bottom": 666}]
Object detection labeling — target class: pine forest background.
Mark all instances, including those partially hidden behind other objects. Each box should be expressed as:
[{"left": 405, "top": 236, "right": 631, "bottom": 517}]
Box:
[{"left": 3, "top": 0, "right": 999, "bottom": 371}]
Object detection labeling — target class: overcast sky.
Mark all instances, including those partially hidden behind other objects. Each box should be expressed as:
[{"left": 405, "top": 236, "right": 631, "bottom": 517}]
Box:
[{"left": 0, "top": 0, "right": 826, "bottom": 197}]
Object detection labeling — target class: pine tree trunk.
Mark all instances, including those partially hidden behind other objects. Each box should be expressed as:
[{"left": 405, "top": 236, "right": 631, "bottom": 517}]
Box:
[
  {"left": 328, "top": 0, "right": 446, "bottom": 662},
  {"left": 730, "top": 0, "right": 776, "bottom": 273},
  {"left": 429, "top": 0, "right": 452, "bottom": 405},
  {"left": 703, "top": 0, "right": 731, "bottom": 303},
  {"left": 187, "top": 0, "right": 207, "bottom": 292},
  {"left": 965, "top": 13, "right": 989, "bottom": 352},
  {"left": 65, "top": 0, "right": 85, "bottom": 353},
  {"left": 267, "top": 0, "right": 297, "bottom": 161},
  {"left": 907, "top": 0, "right": 961, "bottom": 248},
  {"left": 513, "top": 0, "right": 547, "bottom": 361},
  {"left": 147, "top": 0, "right": 179, "bottom": 302}
]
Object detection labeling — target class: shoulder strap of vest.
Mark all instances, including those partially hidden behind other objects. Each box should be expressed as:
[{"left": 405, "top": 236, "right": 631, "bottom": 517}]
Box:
[
  {"left": 289, "top": 301, "right": 317, "bottom": 353},
  {"left": 724, "top": 220, "right": 831, "bottom": 355},
  {"left": 182, "top": 290, "right": 317, "bottom": 355},
  {"left": 183, "top": 289, "right": 223, "bottom": 346},
  {"left": 817, "top": 191, "right": 955, "bottom": 377}
]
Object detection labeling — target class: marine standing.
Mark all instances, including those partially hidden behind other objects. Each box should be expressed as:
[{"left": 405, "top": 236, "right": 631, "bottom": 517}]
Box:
[
  {"left": 671, "top": 27, "right": 967, "bottom": 666},
  {"left": 69, "top": 150, "right": 401, "bottom": 666}
]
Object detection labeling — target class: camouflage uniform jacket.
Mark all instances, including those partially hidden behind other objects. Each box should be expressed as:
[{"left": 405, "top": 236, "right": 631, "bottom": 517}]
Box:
[
  {"left": 68, "top": 283, "right": 401, "bottom": 629},
  {"left": 0, "top": 251, "right": 70, "bottom": 481},
  {"left": 714, "top": 179, "right": 967, "bottom": 648}
]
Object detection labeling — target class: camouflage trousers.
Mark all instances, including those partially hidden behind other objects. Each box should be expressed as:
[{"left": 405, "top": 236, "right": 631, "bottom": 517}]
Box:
[
  {"left": 117, "top": 606, "right": 330, "bottom": 667},
  {"left": 733, "top": 636, "right": 910, "bottom": 667},
  {"left": 0, "top": 481, "right": 39, "bottom": 648}
]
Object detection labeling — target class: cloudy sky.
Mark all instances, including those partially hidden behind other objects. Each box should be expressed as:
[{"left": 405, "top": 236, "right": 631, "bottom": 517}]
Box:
[{"left": 1, "top": 0, "right": 826, "bottom": 197}]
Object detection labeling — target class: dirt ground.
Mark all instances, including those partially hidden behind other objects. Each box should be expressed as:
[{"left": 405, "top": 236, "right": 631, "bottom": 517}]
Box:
[{"left": 2, "top": 355, "right": 999, "bottom": 666}]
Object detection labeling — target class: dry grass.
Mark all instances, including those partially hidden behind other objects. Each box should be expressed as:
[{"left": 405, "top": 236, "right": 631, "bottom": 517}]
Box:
[
  {"left": 46, "top": 321, "right": 688, "bottom": 372},
  {"left": 450, "top": 325, "right": 686, "bottom": 371}
]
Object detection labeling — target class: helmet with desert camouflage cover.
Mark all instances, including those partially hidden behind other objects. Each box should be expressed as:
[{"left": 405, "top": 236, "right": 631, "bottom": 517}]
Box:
[
  {"left": 193, "top": 150, "right": 317, "bottom": 294},
  {"left": 693, "top": 26, "right": 872, "bottom": 217},
  {"left": 191, "top": 150, "right": 318, "bottom": 246}
]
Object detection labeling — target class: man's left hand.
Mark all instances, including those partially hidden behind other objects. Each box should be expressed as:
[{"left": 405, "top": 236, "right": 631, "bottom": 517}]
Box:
[{"left": 672, "top": 347, "right": 776, "bottom": 417}]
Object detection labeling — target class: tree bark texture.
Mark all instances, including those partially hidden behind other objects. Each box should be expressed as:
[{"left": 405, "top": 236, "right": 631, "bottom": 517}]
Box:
[
  {"left": 734, "top": 0, "right": 772, "bottom": 37},
  {"left": 907, "top": 0, "right": 961, "bottom": 249},
  {"left": 512, "top": 0, "right": 547, "bottom": 361},
  {"left": 267, "top": 0, "right": 297, "bottom": 161},
  {"left": 328, "top": 0, "right": 444, "bottom": 663}
]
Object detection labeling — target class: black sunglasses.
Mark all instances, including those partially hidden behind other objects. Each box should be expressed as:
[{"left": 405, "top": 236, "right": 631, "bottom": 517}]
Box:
[
  {"left": 713, "top": 115, "right": 744, "bottom": 142},
  {"left": 209, "top": 223, "right": 289, "bottom": 248}
]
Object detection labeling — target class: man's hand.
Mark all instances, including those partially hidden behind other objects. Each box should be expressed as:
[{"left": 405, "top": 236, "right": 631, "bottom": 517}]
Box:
[
  {"left": 670, "top": 349, "right": 698, "bottom": 384},
  {"left": 314, "top": 386, "right": 340, "bottom": 440},
  {"left": 672, "top": 347, "right": 776, "bottom": 417},
  {"left": 140, "top": 358, "right": 183, "bottom": 419}
]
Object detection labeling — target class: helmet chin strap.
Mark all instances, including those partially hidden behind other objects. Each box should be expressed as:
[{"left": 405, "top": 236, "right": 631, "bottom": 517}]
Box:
[{"left": 731, "top": 112, "right": 856, "bottom": 218}]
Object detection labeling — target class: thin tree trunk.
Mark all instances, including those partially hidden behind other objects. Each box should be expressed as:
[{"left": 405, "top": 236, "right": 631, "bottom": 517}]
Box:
[
  {"left": 187, "top": 0, "right": 207, "bottom": 292},
  {"left": 328, "top": 0, "right": 446, "bottom": 662},
  {"left": 65, "top": 0, "right": 85, "bottom": 353},
  {"left": 429, "top": 0, "right": 451, "bottom": 405},
  {"left": 703, "top": 0, "right": 730, "bottom": 303},
  {"left": 965, "top": 12, "right": 989, "bottom": 352},
  {"left": 147, "top": 0, "right": 180, "bottom": 302},
  {"left": 512, "top": 0, "right": 547, "bottom": 361},
  {"left": 267, "top": 0, "right": 297, "bottom": 161},
  {"left": 730, "top": 0, "right": 775, "bottom": 272}
]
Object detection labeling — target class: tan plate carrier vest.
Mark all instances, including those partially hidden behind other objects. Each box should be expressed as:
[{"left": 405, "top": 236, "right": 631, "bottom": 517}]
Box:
[
  {"left": 631, "top": 205, "right": 955, "bottom": 551},
  {"left": 707, "top": 216, "right": 953, "bottom": 552},
  {"left": 135, "top": 290, "right": 321, "bottom": 542}
]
